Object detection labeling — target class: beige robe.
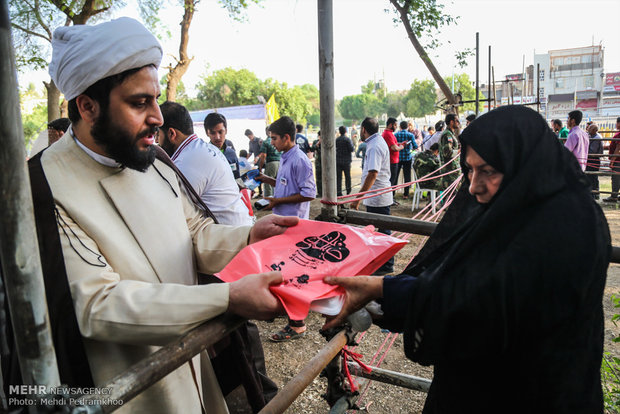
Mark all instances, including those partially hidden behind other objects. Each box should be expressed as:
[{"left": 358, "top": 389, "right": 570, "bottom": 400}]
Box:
[{"left": 40, "top": 133, "right": 252, "bottom": 413}]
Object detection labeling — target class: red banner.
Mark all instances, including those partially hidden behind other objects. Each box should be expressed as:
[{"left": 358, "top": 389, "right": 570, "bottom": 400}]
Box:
[{"left": 605, "top": 72, "right": 620, "bottom": 92}]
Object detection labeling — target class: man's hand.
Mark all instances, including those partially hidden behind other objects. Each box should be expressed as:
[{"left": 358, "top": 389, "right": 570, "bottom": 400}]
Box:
[
  {"left": 321, "top": 275, "right": 384, "bottom": 330},
  {"left": 249, "top": 214, "right": 299, "bottom": 244},
  {"left": 228, "top": 272, "right": 284, "bottom": 320},
  {"left": 264, "top": 196, "right": 277, "bottom": 210},
  {"left": 350, "top": 199, "right": 361, "bottom": 210}
]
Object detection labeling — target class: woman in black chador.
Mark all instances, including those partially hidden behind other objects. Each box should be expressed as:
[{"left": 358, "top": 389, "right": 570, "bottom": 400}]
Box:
[{"left": 324, "top": 105, "right": 610, "bottom": 413}]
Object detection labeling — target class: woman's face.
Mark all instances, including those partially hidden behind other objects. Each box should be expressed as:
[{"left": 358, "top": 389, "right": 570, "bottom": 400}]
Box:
[{"left": 464, "top": 146, "right": 504, "bottom": 204}]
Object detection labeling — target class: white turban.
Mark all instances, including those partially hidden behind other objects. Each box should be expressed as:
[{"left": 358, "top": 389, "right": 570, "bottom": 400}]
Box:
[{"left": 49, "top": 17, "right": 162, "bottom": 101}]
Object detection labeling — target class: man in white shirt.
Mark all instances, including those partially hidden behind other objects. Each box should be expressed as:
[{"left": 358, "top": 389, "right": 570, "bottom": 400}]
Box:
[
  {"left": 158, "top": 101, "right": 253, "bottom": 225},
  {"left": 351, "top": 117, "right": 394, "bottom": 275},
  {"left": 423, "top": 120, "right": 445, "bottom": 150}
]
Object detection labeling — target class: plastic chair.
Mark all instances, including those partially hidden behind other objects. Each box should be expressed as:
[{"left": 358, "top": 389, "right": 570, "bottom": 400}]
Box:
[{"left": 411, "top": 170, "right": 438, "bottom": 214}]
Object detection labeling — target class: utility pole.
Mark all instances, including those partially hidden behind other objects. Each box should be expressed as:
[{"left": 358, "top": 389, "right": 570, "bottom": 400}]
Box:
[{"left": 317, "top": 0, "right": 337, "bottom": 219}]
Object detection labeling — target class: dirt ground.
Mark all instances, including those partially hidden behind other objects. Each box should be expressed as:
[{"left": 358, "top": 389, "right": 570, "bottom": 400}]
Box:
[{"left": 248, "top": 161, "right": 620, "bottom": 413}]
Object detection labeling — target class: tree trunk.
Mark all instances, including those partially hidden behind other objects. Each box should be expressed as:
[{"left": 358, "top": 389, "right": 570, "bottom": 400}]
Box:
[
  {"left": 44, "top": 78, "right": 60, "bottom": 123},
  {"left": 389, "top": 0, "right": 458, "bottom": 113},
  {"left": 166, "top": 0, "right": 196, "bottom": 102}
]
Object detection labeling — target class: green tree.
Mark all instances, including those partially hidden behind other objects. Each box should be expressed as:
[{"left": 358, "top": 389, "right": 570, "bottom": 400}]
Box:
[
  {"left": 442, "top": 73, "right": 481, "bottom": 111},
  {"left": 195, "top": 68, "right": 313, "bottom": 123},
  {"left": 262, "top": 81, "right": 313, "bottom": 124},
  {"left": 20, "top": 83, "right": 48, "bottom": 148},
  {"left": 383, "top": 91, "right": 406, "bottom": 118},
  {"left": 404, "top": 79, "right": 437, "bottom": 117},
  {"left": 196, "top": 67, "right": 264, "bottom": 107},
  {"left": 338, "top": 93, "right": 381, "bottom": 120}
]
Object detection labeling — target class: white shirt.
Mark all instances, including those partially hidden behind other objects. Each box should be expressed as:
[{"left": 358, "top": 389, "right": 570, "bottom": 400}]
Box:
[
  {"left": 172, "top": 135, "right": 253, "bottom": 225},
  {"left": 425, "top": 131, "right": 443, "bottom": 150},
  {"left": 362, "top": 133, "right": 393, "bottom": 207}
]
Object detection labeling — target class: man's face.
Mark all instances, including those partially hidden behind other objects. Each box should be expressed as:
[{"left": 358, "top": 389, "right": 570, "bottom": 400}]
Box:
[
  {"left": 567, "top": 117, "right": 575, "bottom": 128},
  {"left": 271, "top": 132, "right": 292, "bottom": 152},
  {"left": 616, "top": 120, "right": 620, "bottom": 131},
  {"left": 389, "top": 122, "right": 396, "bottom": 131},
  {"left": 207, "top": 123, "right": 226, "bottom": 149},
  {"left": 552, "top": 122, "right": 559, "bottom": 132},
  {"left": 91, "top": 66, "right": 162, "bottom": 172},
  {"left": 247, "top": 134, "right": 254, "bottom": 141},
  {"left": 157, "top": 128, "right": 176, "bottom": 157}
]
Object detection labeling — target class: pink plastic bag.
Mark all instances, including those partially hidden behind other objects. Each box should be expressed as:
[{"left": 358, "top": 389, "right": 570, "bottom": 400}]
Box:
[{"left": 216, "top": 219, "right": 407, "bottom": 320}]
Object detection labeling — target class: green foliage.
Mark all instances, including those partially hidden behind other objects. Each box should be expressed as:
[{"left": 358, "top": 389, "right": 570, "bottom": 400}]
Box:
[
  {"left": 194, "top": 67, "right": 314, "bottom": 124},
  {"left": 442, "top": 73, "right": 482, "bottom": 111},
  {"left": 197, "top": 67, "right": 263, "bottom": 107},
  {"left": 455, "top": 48, "right": 474, "bottom": 69},
  {"left": 338, "top": 93, "right": 382, "bottom": 121},
  {"left": 603, "top": 295, "right": 620, "bottom": 413},
  {"left": 339, "top": 78, "right": 437, "bottom": 120},
  {"left": 20, "top": 83, "right": 48, "bottom": 147},
  {"left": 218, "top": 0, "right": 261, "bottom": 22},
  {"left": 405, "top": 79, "right": 437, "bottom": 117},
  {"left": 384, "top": 91, "right": 406, "bottom": 118}
]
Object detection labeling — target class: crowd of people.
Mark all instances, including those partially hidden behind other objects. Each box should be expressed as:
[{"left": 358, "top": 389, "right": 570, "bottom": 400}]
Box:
[{"left": 5, "top": 16, "right": 616, "bottom": 414}]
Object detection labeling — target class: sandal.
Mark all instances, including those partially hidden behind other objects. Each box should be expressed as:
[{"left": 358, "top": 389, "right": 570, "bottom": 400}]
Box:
[{"left": 270, "top": 325, "right": 306, "bottom": 342}]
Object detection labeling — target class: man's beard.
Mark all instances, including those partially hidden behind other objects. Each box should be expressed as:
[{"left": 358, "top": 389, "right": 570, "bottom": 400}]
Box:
[
  {"left": 91, "top": 107, "right": 157, "bottom": 172},
  {"left": 159, "top": 131, "right": 176, "bottom": 157}
]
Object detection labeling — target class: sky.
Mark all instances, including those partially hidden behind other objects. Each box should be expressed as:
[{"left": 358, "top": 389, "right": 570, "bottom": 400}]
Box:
[{"left": 18, "top": 0, "right": 620, "bottom": 100}]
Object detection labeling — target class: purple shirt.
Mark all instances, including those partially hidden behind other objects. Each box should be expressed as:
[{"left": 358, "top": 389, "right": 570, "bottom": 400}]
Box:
[
  {"left": 273, "top": 145, "right": 316, "bottom": 219},
  {"left": 564, "top": 126, "right": 589, "bottom": 171}
]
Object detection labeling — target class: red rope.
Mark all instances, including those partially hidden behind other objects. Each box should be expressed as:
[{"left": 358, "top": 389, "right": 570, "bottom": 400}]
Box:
[
  {"left": 321, "top": 153, "right": 462, "bottom": 206},
  {"left": 341, "top": 347, "right": 373, "bottom": 393}
]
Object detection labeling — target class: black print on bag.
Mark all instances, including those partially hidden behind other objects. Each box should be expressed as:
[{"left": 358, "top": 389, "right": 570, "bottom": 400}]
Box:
[
  {"left": 285, "top": 274, "right": 310, "bottom": 289},
  {"left": 269, "top": 261, "right": 286, "bottom": 271},
  {"left": 290, "top": 231, "right": 350, "bottom": 269}
]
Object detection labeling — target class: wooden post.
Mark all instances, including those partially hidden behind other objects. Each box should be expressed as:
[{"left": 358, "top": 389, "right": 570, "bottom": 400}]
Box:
[{"left": 0, "top": 0, "right": 61, "bottom": 396}]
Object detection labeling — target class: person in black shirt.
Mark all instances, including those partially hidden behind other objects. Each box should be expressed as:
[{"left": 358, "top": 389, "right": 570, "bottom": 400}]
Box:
[{"left": 335, "top": 126, "right": 355, "bottom": 196}]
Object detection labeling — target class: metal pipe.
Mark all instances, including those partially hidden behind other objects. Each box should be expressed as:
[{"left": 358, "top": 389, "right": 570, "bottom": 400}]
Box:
[
  {"left": 78, "top": 313, "right": 245, "bottom": 412},
  {"left": 492, "top": 66, "right": 496, "bottom": 109},
  {"left": 537, "top": 63, "right": 540, "bottom": 113},
  {"left": 318, "top": 0, "right": 337, "bottom": 220},
  {"left": 341, "top": 210, "right": 620, "bottom": 264},
  {"left": 475, "top": 32, "right": 479, "bottom": 116},
  {"left": 340, "top": 210, "right": 436, "bottom": 236},
  {"left": 488, "top": 45, "right": 491, "bottom": 112},
  {"left": 0, "top": 0, "right": 61, "bottom": 394},
  {"left": 347, "top": 362, "right": 431, "bottom": 393},
  {"left": 259, "top": 330, "right": 348, "bottom": 414}
]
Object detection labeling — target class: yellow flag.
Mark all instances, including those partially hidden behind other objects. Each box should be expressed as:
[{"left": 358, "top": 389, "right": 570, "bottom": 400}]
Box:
[{"left": 266, "top": 93, "right": 280, "bottom": 123}]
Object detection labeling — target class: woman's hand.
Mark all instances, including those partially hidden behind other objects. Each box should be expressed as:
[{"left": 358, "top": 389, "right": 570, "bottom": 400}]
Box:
[{"left": 322, "top": 275, "right": 384, "bottom": 330}]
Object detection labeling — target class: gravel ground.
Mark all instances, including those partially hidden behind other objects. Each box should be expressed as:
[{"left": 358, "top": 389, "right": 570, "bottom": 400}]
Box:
[{"left": 239, "top": 163, "right": 620, "bottom": 413}]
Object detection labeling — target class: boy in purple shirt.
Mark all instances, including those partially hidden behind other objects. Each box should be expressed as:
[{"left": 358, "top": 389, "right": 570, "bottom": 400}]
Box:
[{"left": 258, "top": 116, "right": 316, "bottom": 341}]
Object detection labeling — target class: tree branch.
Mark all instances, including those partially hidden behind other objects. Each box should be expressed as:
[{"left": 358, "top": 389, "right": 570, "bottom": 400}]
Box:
[
  {"left": 11, "top": 22, "right": 50, "bottom": 42},
  {"left": 388, "top": 0, "right": 456, "bottom": 110},
  {"left": 33, "top": 0, "right": 52, "bottom": 41}
]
